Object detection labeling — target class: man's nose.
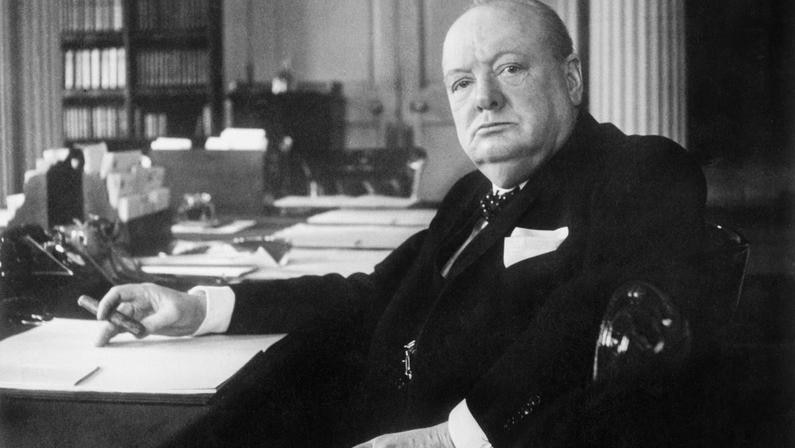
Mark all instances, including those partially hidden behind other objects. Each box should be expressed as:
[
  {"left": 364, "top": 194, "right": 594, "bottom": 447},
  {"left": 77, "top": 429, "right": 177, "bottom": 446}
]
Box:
[{"left": 475, "top": 77, "right": 505, "bottom": 111}]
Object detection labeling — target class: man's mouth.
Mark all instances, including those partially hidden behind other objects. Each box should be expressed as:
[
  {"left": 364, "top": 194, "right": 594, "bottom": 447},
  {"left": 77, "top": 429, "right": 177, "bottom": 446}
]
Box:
[{"left": 474, "top": 122, "right": 514, "bottom": 135}]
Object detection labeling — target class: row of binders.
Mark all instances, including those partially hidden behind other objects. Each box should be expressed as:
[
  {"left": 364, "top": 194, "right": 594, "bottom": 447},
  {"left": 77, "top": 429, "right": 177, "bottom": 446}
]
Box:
[
  {"left": 63, "top": 106, "right": 128, "bottom": 141},
  {"left": 141, "top": 112, "right": 168, "bottom": 140},
  {"left": 62, "top": 0, "right": 211, "bottom": 34},
  {"left": 63, "top": 107, "right": 213, "bottom": 142},
  {"left": 136, "top": 50, "right": 209, "bottom": 88},
  {"left": 64, "top": 48, "right": 127, "bottom": 91},
  {"left": 135, "top": 0, "right": 211, "bottom": 31},
  {"left": 62, "top": 0, "right": 123, "bottom": 33}
]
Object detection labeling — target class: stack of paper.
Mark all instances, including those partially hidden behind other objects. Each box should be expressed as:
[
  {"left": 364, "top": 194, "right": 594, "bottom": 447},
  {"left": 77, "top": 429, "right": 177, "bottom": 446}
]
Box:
[
  {"left": 273, "top": 195, "right": 418, "bottom": 209},
  {"left": 170, "top": 219, "right": 257, "bottom": 236},
  {"left": 307, "top": 209, "right": 436, "bottom": 227},
  {"left": 271, "top": 223, "right": 422, "bottom": 249},
  {"left": 0, "top": 319, "right": 284, "bottom": 404}
]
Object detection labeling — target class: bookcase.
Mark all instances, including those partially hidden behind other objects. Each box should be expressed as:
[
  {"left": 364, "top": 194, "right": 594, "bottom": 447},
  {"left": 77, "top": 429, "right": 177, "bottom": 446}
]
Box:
[{"left": 61, "top": 0, "right": 223, "bottom": 149}]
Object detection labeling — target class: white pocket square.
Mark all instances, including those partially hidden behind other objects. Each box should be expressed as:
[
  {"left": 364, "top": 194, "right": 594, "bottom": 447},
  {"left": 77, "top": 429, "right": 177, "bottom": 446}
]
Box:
[{"left": 503, "top": 226, "right": 569, "bottom": 268}]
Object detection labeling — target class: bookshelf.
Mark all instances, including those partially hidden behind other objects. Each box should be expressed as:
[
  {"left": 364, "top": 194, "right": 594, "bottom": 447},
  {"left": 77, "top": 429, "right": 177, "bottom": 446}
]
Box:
[{"left": 60, "top": 0, "right": 223, "bottom": 149}]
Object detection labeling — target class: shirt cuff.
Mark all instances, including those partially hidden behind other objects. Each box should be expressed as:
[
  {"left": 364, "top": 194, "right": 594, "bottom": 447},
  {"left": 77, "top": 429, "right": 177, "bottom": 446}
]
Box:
[
  {"left": 188, "top": 286, "right": 235, "bottom": 336},
  {"left": 449, "top": 399, "right": 492, "bottom": 448}
]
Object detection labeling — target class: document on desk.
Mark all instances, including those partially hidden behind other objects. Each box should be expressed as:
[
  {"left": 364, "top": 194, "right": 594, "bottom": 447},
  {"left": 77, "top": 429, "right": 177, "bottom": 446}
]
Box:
[
  {"left": 0, "top": 318, "right": 284, "bottom": 404},
  {"left": 170, "top": 219, "right": 257, "bottom": 235},
  {"left": 271, "top": 223, "right": 424, "bottom": 249},
  {"left": 273, "top": 194, "right": 419, "bottom": 209},
  {"left": 306, "top": 209, "right": 436, "bottom": 227}
]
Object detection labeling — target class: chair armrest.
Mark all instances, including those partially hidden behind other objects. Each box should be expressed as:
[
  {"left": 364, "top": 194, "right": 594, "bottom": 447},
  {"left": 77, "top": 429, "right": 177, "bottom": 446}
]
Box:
[{"left": 593, "top": 281, "right": 691, "bottom": 382}]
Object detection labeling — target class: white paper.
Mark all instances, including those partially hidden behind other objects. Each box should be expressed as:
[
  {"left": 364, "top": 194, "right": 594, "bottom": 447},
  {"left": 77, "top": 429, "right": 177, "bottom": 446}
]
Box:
[
  {"left": 273, "top": 195, "right": 418, "bottom": 209},
  {"left": 171, "top": 219, "right": 257, "bottom": 235},
  {"left": 272, "top": 223, "right": 422, "bottom": 249},
  {"left": 139, "top": 264, "right": 257, "bottom": 278},
  {"left": 0, "top": 319, "right": 284, "bottom": 396},
  {"left": 307, "top": 209, "right": 435, "bottom": 227}
]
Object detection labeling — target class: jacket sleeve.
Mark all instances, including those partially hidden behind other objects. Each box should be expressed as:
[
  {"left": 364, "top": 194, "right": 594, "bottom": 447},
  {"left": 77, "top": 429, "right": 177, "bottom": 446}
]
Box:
[
  {"left": 226, "top": 227, "right": 429, "bottom": 335},
  {"left": 465, "top": 138, "right": 707, "bottom": 447}
]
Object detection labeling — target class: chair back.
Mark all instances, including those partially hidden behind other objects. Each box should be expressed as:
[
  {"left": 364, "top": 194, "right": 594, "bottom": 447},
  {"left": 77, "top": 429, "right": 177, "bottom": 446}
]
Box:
[{"left": 592, "top": 223, "right": 751, "bottom": 382}]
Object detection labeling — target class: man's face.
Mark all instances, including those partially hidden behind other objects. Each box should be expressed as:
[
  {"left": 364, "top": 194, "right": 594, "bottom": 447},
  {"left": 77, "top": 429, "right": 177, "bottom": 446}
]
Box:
[{"left": 442, "top": 3, "right": 582, "bottom": 188}]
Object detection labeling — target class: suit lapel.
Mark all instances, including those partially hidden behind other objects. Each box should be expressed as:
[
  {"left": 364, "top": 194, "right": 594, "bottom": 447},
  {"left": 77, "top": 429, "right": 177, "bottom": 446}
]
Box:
[{"left": 432, "top": 179, "right": 490, "bottom": 271}]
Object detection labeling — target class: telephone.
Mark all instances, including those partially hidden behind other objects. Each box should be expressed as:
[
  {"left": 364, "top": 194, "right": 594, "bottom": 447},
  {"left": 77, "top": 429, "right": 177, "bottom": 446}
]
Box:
[
  {"left": 0, "top": 217, "right": 213, "bottom": 332},
  {"left": 0, "top": 222, "right": 114, "bottom": 326}
]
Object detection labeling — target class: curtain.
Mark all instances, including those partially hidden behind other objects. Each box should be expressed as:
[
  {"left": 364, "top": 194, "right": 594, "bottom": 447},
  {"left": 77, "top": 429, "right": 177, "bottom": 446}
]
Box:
[{"left": 0, "top": 0, "right": 62, "bottom": 207}]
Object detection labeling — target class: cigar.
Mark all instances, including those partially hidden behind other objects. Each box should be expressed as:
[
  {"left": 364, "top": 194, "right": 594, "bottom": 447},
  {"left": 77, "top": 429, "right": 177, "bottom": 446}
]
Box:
[{"left": 77, "top": 295, "right": 147, "bottom": 338}]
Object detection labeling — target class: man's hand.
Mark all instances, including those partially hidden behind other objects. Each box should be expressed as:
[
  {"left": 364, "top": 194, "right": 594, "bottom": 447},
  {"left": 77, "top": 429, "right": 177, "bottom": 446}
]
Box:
[
  {"left": 95, "top": 283, "right": 206, "bottom": 346},
  {"left": 353, "top": 422, "right": 455, "bottom": 448}
]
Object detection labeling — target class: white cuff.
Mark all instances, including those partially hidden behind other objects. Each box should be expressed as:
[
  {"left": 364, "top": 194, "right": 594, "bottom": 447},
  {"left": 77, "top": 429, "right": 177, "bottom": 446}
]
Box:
[
  {"left": 448, "top": 399, "right": 492, "bottom": 448},
  {"left": 188, "top": 286, "right": 235, "bottom": 335}
]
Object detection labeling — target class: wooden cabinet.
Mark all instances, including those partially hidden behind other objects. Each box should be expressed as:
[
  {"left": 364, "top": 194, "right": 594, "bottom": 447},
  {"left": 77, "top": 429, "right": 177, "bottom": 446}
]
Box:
[{"left": 60, "top": 0, "right": 223, "bottom": 149}]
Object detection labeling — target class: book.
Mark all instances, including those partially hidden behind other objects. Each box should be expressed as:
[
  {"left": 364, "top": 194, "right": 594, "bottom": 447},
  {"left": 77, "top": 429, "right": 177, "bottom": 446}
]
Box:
[{"left": 0, "top": 318, "right": 285, "bottom": 404}]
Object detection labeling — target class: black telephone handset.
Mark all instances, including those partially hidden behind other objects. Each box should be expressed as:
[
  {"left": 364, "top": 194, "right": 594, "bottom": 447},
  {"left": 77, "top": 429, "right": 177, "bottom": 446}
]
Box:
[
  {"left": 0, "top": 223, "right": 115, "bottom": 329},
  {"left": 0, "top": 218, "right": 199, "bottom": 333}
]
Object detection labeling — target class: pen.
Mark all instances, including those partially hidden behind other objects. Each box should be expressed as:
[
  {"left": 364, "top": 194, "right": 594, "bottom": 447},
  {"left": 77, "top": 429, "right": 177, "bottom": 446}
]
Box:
[{"left": 77, "top": 295, "right": 147, "bottom": 338}]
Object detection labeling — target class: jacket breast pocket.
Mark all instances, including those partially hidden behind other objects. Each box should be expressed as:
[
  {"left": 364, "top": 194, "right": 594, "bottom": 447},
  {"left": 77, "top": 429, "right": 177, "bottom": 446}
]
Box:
[{"left": 503, "top": 226, "right": 568, "bottom": 268}]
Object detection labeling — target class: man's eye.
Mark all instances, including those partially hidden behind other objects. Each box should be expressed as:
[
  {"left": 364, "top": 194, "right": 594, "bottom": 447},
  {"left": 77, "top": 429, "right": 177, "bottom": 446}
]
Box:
[
  {"left": 451, "top": 79, "right": 472, "bottom": 92},
  {"left": 501, "top": 64, "right": 523, "bottom": 75},
  {"left": 498, "top": 64, "right": 527, "bottom": 85}
]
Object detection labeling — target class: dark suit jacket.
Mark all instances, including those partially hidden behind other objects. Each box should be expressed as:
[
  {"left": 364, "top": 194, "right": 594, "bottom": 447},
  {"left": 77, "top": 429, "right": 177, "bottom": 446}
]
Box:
[{"left": 226, "top": 112, "right": 707, "bottom": 446}]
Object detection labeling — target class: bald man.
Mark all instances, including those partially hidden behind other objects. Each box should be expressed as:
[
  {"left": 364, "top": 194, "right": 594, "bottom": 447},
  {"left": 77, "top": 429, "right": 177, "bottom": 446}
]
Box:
[{"left": 96, "top": 1, "right": 705, "bottom": 446}]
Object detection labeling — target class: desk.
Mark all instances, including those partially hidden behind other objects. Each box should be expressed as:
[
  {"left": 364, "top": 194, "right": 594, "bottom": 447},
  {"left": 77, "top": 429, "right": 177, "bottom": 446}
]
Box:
[
  {"left": 0, "top": 322, "right": 358, "bottom": 447},
  {"left": 0, "top": 396, "right": 209, "bottom": 447},
  {"left": 0, "top": 206, "right": 436, "bottom": 446}
]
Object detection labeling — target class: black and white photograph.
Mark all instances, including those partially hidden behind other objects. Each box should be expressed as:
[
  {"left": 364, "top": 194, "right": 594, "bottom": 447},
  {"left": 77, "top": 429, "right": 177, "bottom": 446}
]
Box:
[{"left": 0, "top": 0, "right": 793, "bottom": 446}]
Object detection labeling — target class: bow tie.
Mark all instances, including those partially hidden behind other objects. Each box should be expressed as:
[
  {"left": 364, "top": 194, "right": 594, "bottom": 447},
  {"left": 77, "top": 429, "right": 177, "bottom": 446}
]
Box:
[{"left": 479, "top": 189, "right": 518, "bottom": 222}]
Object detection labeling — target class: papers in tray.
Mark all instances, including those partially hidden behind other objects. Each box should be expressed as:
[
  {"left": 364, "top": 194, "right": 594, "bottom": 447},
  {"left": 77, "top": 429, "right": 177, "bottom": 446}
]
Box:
[{"left": 0, "top": 318, "right": 284, "bottom": 404}]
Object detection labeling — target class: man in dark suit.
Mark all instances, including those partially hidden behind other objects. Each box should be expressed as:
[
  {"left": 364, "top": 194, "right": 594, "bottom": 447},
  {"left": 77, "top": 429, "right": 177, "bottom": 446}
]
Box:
[{"left": 95, "top": 1, "right": 706, "bottom": 446}]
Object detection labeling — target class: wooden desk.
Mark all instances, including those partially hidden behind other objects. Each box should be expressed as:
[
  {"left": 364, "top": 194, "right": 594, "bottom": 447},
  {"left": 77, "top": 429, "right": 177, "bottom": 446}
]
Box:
[
  {"left": 0, "top": 397, "right": 209, "bottom": 448},
  {"left": 0, "top": 327, "right": 346, "bottom": 447},
  {"left": 0, "top": 207, "right": 437, "bottom": 446}
]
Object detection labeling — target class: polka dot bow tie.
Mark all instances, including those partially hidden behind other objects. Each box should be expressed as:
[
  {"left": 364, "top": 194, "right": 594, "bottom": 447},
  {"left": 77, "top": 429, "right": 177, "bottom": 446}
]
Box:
[{"left": 479, "top": 189, "right": 518, "bottom": 222}]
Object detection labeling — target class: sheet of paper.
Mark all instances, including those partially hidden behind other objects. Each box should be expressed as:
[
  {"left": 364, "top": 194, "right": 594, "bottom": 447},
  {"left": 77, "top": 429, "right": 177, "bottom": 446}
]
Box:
[
  {"left": 139, "top": 264, "right": 257, "bottom": 278},
  {"left": 243, "top": 248, "right": 392, "bottom": 280},
  {"left": 171, "top": 219, "right": 257, "bottom": 235},
  {"left": 271, "top": 223, "right": 422, "bottom": 249},
  {"left": 273, "top": 195, "right": 418, "bottom": 209},
  {"left": 307, "top": 208, "right": 436, "bottom": 227},
  {"left": 0, "top": 319, "right": 284, "bottom": 399}
]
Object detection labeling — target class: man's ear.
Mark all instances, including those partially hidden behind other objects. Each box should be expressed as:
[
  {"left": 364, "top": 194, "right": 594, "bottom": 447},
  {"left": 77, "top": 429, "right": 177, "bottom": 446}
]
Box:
[{"left": 562, "top": 54, "right": 583, "bottom": 106}]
